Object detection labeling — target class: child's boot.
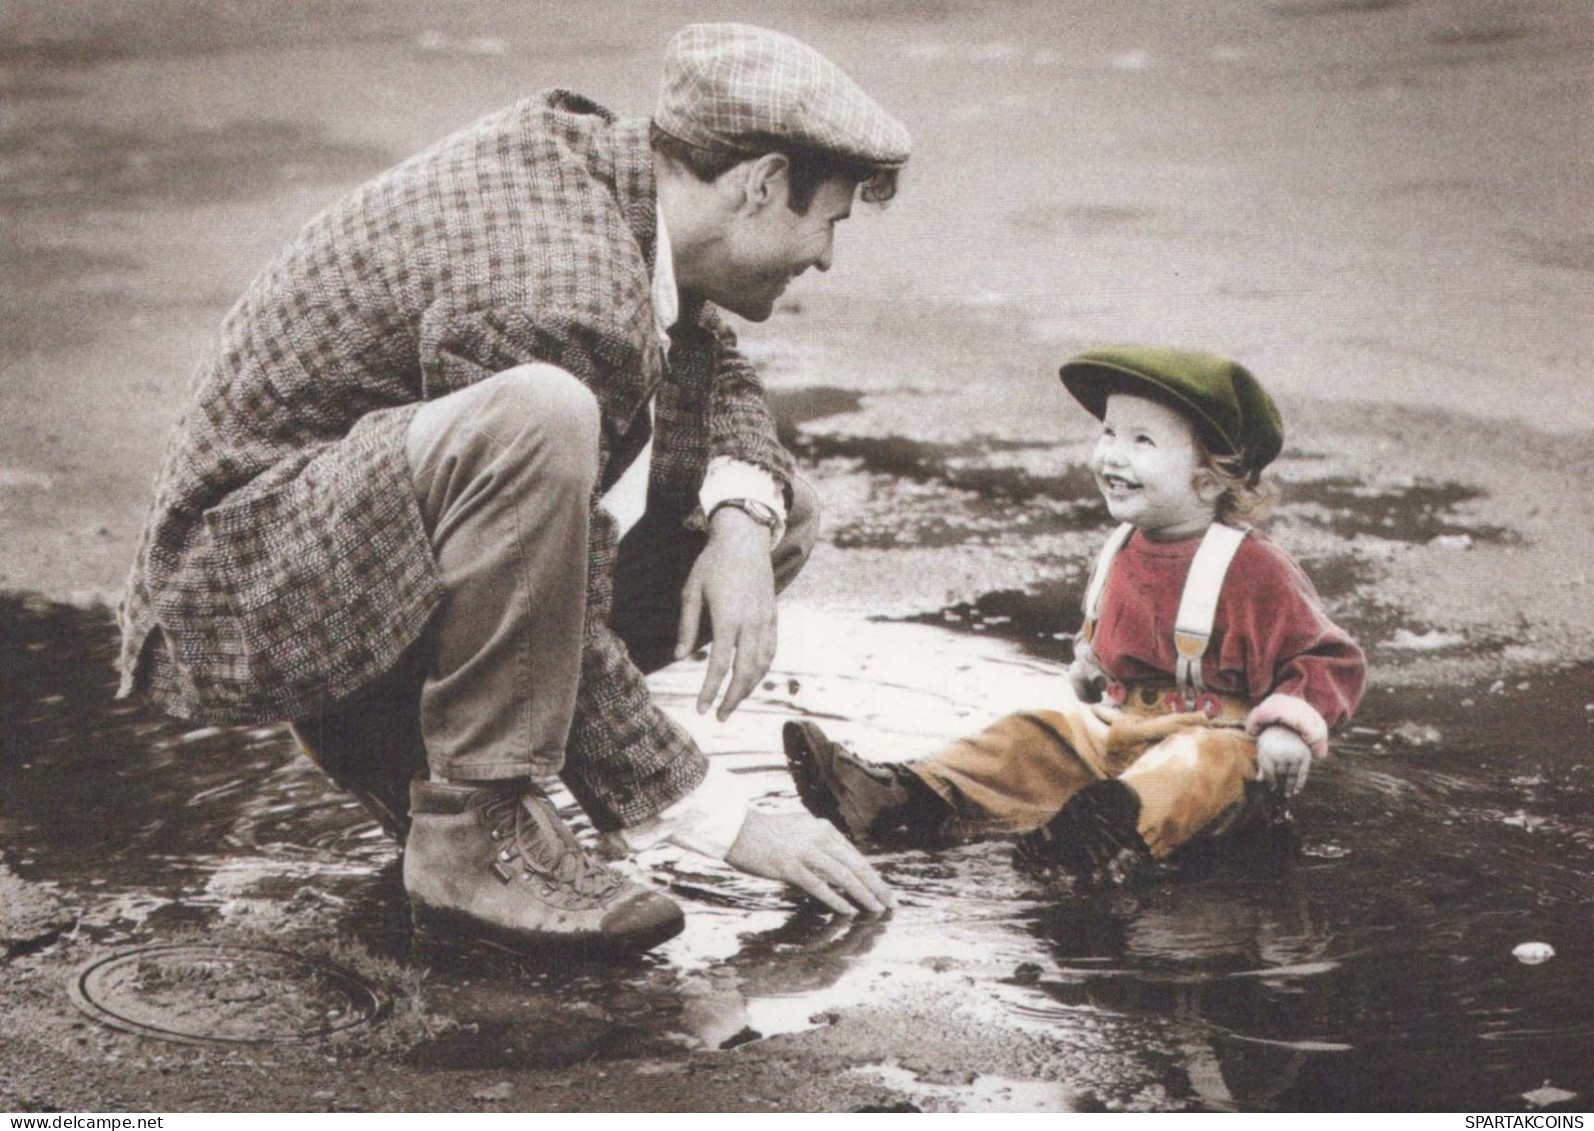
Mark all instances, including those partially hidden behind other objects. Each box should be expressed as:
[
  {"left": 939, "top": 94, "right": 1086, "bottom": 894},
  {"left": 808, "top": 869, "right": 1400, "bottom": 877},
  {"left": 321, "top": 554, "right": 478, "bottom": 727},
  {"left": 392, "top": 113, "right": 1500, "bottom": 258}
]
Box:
[
  {"left": 1013, "top": 777, "right": 1151, "bottom": 884},
  {"left": 783, "top": 721, "right": 952, "bottom": 847}
]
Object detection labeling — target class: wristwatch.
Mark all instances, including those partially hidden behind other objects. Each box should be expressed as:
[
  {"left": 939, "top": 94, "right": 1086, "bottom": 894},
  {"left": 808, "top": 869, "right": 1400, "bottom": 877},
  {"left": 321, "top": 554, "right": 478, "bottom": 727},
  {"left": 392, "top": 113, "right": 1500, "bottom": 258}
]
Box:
[{"left": 708, "top": 497, "right": 783, "bottom": 541}]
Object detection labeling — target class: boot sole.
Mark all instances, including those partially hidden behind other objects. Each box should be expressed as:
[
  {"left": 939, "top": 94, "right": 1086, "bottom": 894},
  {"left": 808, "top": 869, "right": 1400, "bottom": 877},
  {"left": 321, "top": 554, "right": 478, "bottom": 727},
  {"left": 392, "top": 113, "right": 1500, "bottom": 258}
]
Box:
[
  {"left": 410, "top": 900, "right": 685, "bottom": 958},
  {"left": 782, "top": 721, "right": 850, "bottom": 832}
]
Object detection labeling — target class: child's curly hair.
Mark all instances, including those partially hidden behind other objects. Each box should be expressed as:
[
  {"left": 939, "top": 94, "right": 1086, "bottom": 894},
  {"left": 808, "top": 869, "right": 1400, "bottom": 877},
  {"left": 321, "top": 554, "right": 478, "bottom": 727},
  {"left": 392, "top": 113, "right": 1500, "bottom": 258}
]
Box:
[{"left": 1199, "top": 448, "right": 1280, "bottom": 526}]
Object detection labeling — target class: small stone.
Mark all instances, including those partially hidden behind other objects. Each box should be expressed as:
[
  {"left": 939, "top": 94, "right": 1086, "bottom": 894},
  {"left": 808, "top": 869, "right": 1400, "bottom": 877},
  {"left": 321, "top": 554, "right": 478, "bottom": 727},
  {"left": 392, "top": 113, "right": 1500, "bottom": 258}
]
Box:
[
  {"left": 1011, "top": 962, "right": 1044, "bottom": 985},
  {"left": 1384, "top": 628, "right": 1465, "bottom": 652},
  {"left": 1522, "top": 1083, "right": 1575, "bottom": 1109},
  {"left": 718, "top": 1026, "right": 762, "bottom": 1050},
  {"left": 1390, "top": 722, "right": 1442, "bottom": 747},
  {"left": 1512, "top": 941, "right": 1555, "bottom": 965},
  {"left": 471, "top": 1082, "right": 514, "bottom": 1102}
]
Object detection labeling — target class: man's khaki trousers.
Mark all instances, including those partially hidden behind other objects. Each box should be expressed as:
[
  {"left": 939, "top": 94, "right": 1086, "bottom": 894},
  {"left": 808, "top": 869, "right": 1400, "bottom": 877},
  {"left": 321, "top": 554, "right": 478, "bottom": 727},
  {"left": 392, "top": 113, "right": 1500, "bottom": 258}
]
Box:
[{"left": 292, "top": 365, "right": 816, "bottom": 821}]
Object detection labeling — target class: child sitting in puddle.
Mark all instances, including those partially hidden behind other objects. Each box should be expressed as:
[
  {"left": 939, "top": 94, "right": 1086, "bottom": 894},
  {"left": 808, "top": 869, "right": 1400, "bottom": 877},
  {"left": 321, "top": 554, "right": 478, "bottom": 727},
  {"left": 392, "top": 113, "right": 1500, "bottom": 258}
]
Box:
[{"left": 785, "top": 346, "right": 1366, "bottom": 882}]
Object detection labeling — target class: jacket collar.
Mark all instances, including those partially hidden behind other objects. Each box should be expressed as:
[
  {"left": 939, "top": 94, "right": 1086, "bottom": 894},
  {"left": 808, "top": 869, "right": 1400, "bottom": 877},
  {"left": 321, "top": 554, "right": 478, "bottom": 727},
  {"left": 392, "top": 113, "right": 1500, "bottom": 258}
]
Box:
[
  {"left": 550, "top": 105, "right": 664, "bottom": 437},
  {"left": 602, "top": 114, "right": 659, "bottom": 279},
  {"left": 608, "top": 116, "right": 716, "bottom": 336}
]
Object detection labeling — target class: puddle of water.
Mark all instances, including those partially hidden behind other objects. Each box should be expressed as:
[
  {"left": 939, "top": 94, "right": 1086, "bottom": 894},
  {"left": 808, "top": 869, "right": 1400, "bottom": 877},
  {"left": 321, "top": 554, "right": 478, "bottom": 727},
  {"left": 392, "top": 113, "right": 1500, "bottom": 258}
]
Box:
[
  {"left": 797, "top": 431, "right": 1093, "bottom": 502},
  {"left": 897, "top": 549, "right": 1382, "bottom": 664},
  {"left": 852, "top": 1063, "right": 1082, "bottom": 1113},
  {"left": 797, "top": 431, "right": 1104, "bottom": 551},
  {"left": 793, "top": 422, "right": 1512, "bottom": 559},
  {"left": 767, "top": 386, "right": 865, "bottom": 450},
  {"left": 831, "top": 437, "right": 1510, "bottom": 668},
  {"left": 903, "top": 580, "right": 1081, "bottom": 660},
  {"left": 1283, "top": 477, "right": 1514, "bottom": 545},
  {"left": 5, "top": 594, "right": 1594, "bottom": 1110}
]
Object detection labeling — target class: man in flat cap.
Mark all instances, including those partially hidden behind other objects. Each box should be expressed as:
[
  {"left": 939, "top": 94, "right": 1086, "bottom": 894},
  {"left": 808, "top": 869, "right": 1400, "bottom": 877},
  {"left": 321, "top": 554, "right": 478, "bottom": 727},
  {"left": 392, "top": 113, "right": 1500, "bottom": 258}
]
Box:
[{"left": 117, "top": 24, "right": 909, "bottom": 953}]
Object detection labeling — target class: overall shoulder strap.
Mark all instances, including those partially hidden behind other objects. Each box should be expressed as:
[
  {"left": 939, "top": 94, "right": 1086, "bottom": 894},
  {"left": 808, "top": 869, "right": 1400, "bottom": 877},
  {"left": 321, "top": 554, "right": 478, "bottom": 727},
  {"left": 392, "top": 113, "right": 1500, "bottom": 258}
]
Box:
[
  {"left": 1173, "top": 523, "right": 1249, "bottom": 701},
  {"left": 1079, "top": 523, "right": 1135, "bottom": 646}
]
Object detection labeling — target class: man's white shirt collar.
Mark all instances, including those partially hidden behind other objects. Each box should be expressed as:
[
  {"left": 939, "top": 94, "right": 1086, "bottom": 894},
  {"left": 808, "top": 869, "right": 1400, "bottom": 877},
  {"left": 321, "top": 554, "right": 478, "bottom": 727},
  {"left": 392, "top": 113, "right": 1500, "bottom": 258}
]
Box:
[{"left": 652, "top": 202, "right": 678, "bottom": 343}]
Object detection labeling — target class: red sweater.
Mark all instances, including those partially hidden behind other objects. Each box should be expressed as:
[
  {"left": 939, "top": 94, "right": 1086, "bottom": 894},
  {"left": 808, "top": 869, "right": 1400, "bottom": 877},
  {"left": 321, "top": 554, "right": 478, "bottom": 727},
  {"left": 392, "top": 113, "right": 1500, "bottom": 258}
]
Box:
[{"left": 1091, "top": 529, "right": 1365, "bottom": 737}]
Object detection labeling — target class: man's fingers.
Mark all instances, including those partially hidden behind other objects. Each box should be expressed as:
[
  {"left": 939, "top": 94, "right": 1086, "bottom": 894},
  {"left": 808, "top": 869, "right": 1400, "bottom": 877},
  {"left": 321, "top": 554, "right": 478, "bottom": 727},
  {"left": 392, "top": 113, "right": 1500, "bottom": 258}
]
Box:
[
  {"left": 697, "top": 638, "right": 732, "bottom": 715},
  {"left": 817, "top": 831, "right": 895, "bottom": 909},
  {"left": 675, "top": 579, "right": 704, "bottom": 662},
  {"left": 716, "top": 623, "right": 775, "bottom": 721},
  {"left": 787, "top": 862, "right": 857, "bottom": 916},
  {"left": 716, "top": 637, "right": 758, "bottom": 721},
  {"left": 824, "top": 853, "right": 894, "bottom": 913},
  {"left": 805, "top": 850, "right": 887, "bottom": 915}
]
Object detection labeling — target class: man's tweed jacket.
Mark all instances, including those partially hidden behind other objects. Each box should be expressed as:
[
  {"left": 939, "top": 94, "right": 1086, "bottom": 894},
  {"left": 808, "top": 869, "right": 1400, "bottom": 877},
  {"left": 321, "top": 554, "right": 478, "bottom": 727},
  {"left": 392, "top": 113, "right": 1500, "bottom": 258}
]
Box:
[{"left": 117, "top": 91, "right": 794, "bottom": 829}]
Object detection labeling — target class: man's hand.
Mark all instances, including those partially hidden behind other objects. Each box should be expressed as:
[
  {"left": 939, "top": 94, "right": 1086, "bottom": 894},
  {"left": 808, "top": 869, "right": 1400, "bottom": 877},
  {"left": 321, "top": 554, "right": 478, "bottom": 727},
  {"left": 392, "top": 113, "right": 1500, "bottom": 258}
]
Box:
[
  {"left": 1256, "top": 724, "right": 1312, "bottom": 796},
  {"left": 725, "top": 810, "right": 895, "bottom": 916},
  {"left": 676, "top": 506, "right": 777, "bottom": 721}
]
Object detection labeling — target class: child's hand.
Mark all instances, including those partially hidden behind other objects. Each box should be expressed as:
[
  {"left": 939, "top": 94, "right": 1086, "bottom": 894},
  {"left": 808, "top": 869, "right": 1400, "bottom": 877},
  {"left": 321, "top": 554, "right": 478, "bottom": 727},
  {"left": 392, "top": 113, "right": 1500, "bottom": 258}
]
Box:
[
  {"left": 1066, "top": 650, "right": 1106, "bottom": 703},
  {"left": 1255, "top": 725, "right": 1313, "bottom": 796}
]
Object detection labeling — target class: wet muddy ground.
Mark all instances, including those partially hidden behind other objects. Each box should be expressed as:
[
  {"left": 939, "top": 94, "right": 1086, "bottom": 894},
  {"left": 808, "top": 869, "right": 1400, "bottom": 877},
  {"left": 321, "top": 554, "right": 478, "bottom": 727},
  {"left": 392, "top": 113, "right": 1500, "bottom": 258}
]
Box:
[{"left": 4, "top": 422, "right": 1593, "bottom": 1110}]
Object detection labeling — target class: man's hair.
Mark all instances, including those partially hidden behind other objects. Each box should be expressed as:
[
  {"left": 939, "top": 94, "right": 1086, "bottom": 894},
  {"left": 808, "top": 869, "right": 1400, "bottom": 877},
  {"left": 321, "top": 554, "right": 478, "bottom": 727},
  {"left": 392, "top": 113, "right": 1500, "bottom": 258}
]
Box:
[
  {"left": 650, "top": 123, "right": 898, "bottom": 211},
  {"left": 1197, "top": 448, "right": 1280, "bottom": 527}
]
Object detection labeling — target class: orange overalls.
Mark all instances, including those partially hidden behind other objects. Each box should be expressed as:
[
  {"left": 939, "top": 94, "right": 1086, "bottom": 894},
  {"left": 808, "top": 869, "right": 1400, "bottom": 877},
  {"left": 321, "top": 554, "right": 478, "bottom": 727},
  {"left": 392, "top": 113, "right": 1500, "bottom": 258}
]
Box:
[
  {"left": 909, "top": 522, "right": 1267, "bottom": 857},
  {"left": 908, "top": 680, "right": 1260, "bottom": 857}
]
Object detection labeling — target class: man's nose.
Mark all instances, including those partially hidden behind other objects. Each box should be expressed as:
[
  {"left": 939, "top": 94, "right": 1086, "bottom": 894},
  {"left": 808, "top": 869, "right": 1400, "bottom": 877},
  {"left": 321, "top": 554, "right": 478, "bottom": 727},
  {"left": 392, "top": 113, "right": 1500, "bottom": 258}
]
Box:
[{"left": 813, "top": 245, "right": 833, "bottom": 272}]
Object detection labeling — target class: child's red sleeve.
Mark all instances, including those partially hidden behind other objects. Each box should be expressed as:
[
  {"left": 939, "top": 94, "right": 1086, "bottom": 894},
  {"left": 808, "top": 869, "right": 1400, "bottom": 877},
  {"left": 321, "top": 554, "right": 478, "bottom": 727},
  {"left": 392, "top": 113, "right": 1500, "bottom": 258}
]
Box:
[{"left": 1216, "top": 538, "right": 1366, "bottom": 756}]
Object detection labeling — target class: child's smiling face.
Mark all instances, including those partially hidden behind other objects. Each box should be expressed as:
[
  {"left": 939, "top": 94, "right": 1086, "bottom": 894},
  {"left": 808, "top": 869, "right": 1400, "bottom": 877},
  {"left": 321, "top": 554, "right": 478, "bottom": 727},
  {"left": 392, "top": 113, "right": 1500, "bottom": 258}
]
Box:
[{"left": 1090, "top": 393, "right": 1219, "bottom": 541}]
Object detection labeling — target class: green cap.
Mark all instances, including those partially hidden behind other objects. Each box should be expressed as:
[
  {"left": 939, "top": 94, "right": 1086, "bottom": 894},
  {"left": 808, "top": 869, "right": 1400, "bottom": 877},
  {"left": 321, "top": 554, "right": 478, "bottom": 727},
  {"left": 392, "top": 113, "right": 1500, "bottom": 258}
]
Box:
[{"left": 1059, "top": 346, "right": 1284, "bottom": 475}]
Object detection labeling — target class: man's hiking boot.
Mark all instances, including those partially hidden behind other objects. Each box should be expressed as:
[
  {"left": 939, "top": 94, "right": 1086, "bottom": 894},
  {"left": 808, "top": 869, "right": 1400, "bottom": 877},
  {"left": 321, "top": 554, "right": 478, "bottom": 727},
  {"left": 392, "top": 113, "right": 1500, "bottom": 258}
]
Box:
[
  {"left": 1014, "top": 778, "right": 1152, "bottom": 885},
  {"left": 403, "top": 780, "right": 684, "bottom": 954},
  {"left": 783, "top": 721, "right": 951, "bottom": 847}
]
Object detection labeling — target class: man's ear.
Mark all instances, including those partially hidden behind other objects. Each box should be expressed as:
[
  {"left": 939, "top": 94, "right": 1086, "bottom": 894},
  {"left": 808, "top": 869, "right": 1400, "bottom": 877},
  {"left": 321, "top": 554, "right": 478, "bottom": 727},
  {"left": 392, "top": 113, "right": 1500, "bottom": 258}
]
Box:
[
  {"left": 1193, "top": 469, "right": 1225, "bottom": 504},
  {"left": 737, "top": 152, "right": 791, "bottom": 213}
]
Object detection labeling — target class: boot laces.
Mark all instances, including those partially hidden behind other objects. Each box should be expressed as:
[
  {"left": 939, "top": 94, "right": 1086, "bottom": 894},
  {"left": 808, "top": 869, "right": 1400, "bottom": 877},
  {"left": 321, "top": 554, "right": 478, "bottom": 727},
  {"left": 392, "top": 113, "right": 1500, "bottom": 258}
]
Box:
[{"left": 481, "top": 790, "right": 623, "bottom": 900}]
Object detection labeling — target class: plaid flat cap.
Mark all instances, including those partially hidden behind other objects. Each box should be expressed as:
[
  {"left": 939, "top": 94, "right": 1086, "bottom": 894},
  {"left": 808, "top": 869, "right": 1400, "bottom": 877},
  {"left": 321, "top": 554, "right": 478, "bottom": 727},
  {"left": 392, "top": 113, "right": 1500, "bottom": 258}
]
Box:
[{"left": 655, "top": 23, "right": 911, "bottom": 168}]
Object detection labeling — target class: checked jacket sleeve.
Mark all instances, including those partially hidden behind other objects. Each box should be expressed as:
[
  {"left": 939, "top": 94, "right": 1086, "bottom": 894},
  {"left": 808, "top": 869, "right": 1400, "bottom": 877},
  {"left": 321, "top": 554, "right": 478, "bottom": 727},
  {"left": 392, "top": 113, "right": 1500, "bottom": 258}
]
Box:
[{"left": 565, "top": 312, "right": 796, "bottom": 829}]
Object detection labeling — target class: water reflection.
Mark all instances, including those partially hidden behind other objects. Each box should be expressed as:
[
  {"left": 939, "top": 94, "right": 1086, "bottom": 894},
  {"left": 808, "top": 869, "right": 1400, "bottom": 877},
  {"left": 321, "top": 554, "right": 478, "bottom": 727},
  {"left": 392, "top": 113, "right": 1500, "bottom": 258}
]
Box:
[{"left": 3, "top": 594, "right": 1592, "bottom": 1110}]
